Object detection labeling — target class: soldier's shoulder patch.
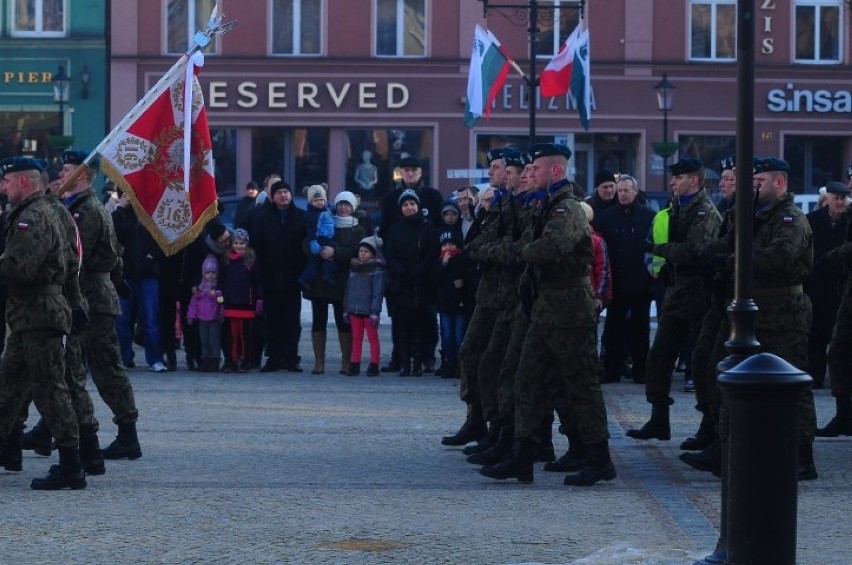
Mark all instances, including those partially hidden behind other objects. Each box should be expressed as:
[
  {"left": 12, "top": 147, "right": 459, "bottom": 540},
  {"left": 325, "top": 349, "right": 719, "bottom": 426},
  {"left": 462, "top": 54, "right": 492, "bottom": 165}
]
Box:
[
  {"left": 72, "top": 212, "right": 82, "bottom": 221},
  {"left": 697, "top": 210, "right": 707, "bottom": 219},
  {"left": 552, "top": 207, "right": 568, "bottom": 216},
  {"left": 783, "top": 216, "right": 794, "bottom": 224},
  {"left": 16, "top": 222, "right": 30, "bottom": 231}
]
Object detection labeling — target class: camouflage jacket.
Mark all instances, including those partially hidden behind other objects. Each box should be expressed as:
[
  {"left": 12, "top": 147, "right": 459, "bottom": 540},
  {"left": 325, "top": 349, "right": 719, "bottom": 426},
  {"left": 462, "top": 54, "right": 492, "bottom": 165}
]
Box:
[
  {"left": 518, "top": 181, "right": 597, "bottom": 328},
  {"left": 46, "top": 191, "right": 87, "bottom": 315},
  {"left": 67, "top": 188, "right": 122, "bottom": 315},
  {"left": 0, "top": 192, "right": 71, "bottom": 333},
  {"left": 653, "top": 189, "right": 722, "bottom": 319},
  {"left": 467, "top": 194, "right": 516, "bottom": 308}
]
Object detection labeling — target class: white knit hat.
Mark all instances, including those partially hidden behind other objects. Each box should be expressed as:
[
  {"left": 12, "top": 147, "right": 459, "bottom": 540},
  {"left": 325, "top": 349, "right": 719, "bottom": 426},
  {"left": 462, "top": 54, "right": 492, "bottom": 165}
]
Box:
[{"left": 334, "top": 190, "right": 358, "bottom": 210}]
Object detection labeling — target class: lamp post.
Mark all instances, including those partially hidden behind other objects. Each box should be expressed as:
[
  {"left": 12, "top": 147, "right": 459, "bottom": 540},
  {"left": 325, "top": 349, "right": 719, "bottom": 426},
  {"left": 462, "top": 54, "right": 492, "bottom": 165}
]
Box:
[
  {"left": 52, "top": 65, "right": 71, "bottom": 135},
  {"left": 652, "top": 73, "right": 677, "bottom": 191}
]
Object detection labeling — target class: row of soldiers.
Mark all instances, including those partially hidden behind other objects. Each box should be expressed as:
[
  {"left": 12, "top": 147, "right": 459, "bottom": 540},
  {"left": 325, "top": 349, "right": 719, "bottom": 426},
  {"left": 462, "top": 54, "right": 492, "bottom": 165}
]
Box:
[
  {"left": 442, "top": 144, "right": 849, "bottom": 484},
  {"left": 0, "top": 153, "right": 142, "bottom": 490},
  {"left": 441, "top": 143, "right": 616, "bottom": 486}
]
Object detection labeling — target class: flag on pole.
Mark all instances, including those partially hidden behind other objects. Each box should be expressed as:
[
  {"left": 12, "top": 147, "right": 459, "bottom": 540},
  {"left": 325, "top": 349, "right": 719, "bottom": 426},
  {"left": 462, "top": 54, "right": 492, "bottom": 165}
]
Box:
[
  {"left": 99, "top": 52, "right": 218, "bottom": 256},
  {"left": 464, "top": 25, "right": 512, "bottom": 129},
  {"left": 571, "top": 28, "right": 591, "bottom": 130}
]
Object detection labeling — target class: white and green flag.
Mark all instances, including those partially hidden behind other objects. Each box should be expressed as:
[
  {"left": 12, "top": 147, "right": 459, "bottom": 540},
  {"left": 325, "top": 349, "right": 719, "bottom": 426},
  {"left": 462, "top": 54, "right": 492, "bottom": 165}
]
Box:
[{"left": 464, "top": 25, "right": 513, "bottom": 129}]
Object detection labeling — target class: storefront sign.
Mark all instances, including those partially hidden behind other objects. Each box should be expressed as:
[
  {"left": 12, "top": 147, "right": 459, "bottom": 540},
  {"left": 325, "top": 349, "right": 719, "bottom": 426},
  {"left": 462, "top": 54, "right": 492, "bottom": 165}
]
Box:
[
  {"left": 2, "top": 71, "right": 53, "bottom": 84},
  {"left": 204, "top": 80, "right": 410, "bottom": 110},
  {"left": 767, "top": 82, "right": 852, "bottom": 113},
  {"left": 760, "top": 0, "right": 776, "bottom": 55},
  {"left": 499, "top": 83, "right": 597, "bottom": 112}
]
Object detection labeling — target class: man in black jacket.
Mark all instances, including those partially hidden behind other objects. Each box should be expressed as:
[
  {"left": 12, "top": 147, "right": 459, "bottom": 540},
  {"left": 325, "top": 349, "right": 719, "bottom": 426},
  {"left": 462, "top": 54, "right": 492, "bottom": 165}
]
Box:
[
  {"left": 378, "top": 156, "right": 443, "bottom": 239},
  {"left": 250, "top": 180, "right": 307, "bottom": 372}
]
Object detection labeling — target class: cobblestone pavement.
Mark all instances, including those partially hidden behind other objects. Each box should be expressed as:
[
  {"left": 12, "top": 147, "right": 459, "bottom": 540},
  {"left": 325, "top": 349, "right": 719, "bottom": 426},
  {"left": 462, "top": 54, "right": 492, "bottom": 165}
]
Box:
[{"left": 2, "top": 312, "right": 850, "bottom": 564}]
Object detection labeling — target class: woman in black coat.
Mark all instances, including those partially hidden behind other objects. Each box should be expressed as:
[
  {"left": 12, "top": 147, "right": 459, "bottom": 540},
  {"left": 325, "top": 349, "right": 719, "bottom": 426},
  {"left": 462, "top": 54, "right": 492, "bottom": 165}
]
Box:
[
  {"left": 384, "top": 189, "right": 438, "bottom": 376},
  {"left": 303, "top": 191, "right": 367, "bottom": 375}
]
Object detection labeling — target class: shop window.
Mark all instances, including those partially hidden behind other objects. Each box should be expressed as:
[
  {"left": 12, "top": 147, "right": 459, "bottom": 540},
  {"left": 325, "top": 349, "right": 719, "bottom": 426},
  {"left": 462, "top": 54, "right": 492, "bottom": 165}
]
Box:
[
  {"left": 210, "top": 128, "right": 237, "bottom": 196},
  {"left": 12, "top": 0, "right": 66, "bottom": 37},
  {"left": 165, "top": 0, "right": 219, "bottom": 55},
  {"left": 345, "top": 128, "right": 432, "bottom": 196},
  {"left": 689, "top": 0, "right": 736, "bottom": 61},
  {"left": 374, "top": 0, "right": 426, "bottom": 57},
  {"left": 251, "top": 128, "right": 329, "bottom": 194},
  {"left": 536, "top": 0, "right": 581, "bottom": 59},
  {"left": 794, "top": 1, "right": 841, "bottom": 63},
  {"left": 271, "top": 0, "right": 322, "bottom": 55},
  {"left": 783, "top": 135, "right": 842, "bottom": 195}
]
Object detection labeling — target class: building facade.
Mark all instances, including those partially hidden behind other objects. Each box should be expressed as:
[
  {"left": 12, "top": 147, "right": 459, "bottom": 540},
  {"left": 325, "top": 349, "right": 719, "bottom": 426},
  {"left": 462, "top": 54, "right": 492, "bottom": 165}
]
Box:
[
  {"left": 109, "top": 0, "right": 852, "bottom": 207},
  {"left": 0, "top": 0, "right": 107, "bottom": 166}
]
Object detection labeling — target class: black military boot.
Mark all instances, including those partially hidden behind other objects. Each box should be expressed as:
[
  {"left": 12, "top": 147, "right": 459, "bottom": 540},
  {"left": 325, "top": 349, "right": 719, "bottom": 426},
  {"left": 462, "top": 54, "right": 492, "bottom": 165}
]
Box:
[
  {"left": 544, "top": 436, "right": 587, "bottom": 473},
  {"left": 797, "top": 442, "right": 818, "bottom": 481},
  {"left": 21, "top": 417, "right": 53, "bottom": 456},
  {"left": 467, "top": 425, "right": 513, "bottom": 466},
  {"left": 563, "top": 441, "right": 617, "bottom": 486},
  {"left": 536, "top": 415, "right": 555, "bottom": 462},
  {"left": 679, "top": 439, "right": 721, "bottom": 477},
  {"left": 680, "top": 412, "right": 715, "bottom": 451},
  {"left": 30, "top": 446, "right": 86, "bottom": 490},
  {"left": 815, "top": 397, "right": 852, "bottom": 437},
  {"left": 79, "top": 431, "right": 105, "bottom": 476},
  {"left": 1, "top": 430, "right": 23, "bottom": 472},
  {"left": 626, "top": 403, "right": 671, "bottom": 441},
  {"left": 479, "top": 437, "right": 538, "bottom": 484},
  {"left": 462, "top": 422, "right": 499, "bottom": 455},
  {"left": 102, "top": 423, "right": 142, "bottom": 460},
  {"left": 441, "top": 403, "right": 487, "bottom": 446}
]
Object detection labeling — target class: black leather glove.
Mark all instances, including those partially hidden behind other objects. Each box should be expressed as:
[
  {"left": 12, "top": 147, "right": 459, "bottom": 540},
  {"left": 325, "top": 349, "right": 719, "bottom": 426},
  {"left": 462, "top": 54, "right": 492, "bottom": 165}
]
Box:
[
  {"left": 71, "top": 306, "right": 90, "bottom": 333},
  {"left": 116, "top": 279, "right": 133, "bottom": 299}
]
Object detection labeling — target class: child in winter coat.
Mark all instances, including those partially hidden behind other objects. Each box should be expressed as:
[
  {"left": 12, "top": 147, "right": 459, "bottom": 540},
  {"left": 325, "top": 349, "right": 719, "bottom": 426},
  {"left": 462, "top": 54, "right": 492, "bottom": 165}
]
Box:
[
  {"left": 220, "top": 229, "right": 264, "bottom": 373},
  {"left": 343, "top": 235, "right": 385, "bottom": 376},
  {"left": 430, "top": 228, "right": 473, "bottom": 379},
  {"left": 187, "top": 254, "right": 224, "bottom": 371},
  {"left": 298, "top": 183, "right": 337, "bottom": 290}
]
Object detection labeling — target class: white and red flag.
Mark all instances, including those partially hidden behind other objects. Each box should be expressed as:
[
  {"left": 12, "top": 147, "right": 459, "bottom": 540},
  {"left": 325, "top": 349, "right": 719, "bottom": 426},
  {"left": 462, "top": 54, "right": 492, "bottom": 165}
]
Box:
[{"left": 99, "top": 52, "right": 218, "bottom": 255}]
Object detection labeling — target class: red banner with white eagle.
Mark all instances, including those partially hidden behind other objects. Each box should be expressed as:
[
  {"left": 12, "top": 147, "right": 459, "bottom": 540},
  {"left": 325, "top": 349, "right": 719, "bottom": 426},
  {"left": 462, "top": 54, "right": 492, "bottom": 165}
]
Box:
[{"left": 99, "top": 53, "right": 218, "bottom": 256}]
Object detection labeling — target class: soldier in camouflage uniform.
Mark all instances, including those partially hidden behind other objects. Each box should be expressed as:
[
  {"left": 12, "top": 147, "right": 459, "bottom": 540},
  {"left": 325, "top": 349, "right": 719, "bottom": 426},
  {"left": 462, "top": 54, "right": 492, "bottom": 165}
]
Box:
[
  {"left": 817, "top": 200, "right": 852, "bottom": 437},
  {"left": 0, "top": 156, "right": 85, "bottom": 490},
  {"left": 627, "top": 158, "right": 722, "bottom": 442},
  {"left": 441, "top": 148, "right": 508, "bottom": 447},
  {"left": 13, "top": 164, "right": 105, "bottom": 475},
  {"left": 481, "top": 144, "right": 616, "bottom": 486},
  {"left": 683, "top": 158, "right": 819, "bottom": 480},
  {"left": 60, "top": 151, "right": 142, "bottom": 460}
]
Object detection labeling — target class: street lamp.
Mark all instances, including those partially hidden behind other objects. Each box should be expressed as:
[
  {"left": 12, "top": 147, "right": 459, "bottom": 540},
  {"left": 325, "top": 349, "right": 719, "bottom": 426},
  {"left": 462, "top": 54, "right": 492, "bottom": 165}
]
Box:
[
  {"left": 651, "top": 73, "right": 678, "bottom": 190},
  {"left": 52, "top": 65, "right": 71, "bottom": 135}
]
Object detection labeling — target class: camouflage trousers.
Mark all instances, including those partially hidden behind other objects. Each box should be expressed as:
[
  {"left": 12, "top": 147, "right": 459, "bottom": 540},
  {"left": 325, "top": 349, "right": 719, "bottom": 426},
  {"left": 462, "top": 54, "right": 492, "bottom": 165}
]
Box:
[
  {"left": 478, "top": 311, "right": 513, "bottom": 422},
  {"left": 691, "top": 295, "right": 726, "bottom": 419},
  {"left": 708, "top": 296, "right": 817, "bottom": 441},
  {"left": 645, "top": 313, "right": 701, "bottom": 406},
  {"left": 81, "top": 313, "right": 139, "bottom": 424},
  {"left": 0, "top": 330, "right": 78, "bottom": 447},
  {"left": 16, "top": 330, "right": 99, "bottom": 434},
  {"left": 458, "top": 305, "right": 500, "bottom": 405},
  {"left": 828, "top": 289, "right": 852, "bottom": 400},
  {"left": 496, "top": 309, "right": 529, "bottom": 426},
  {"left": 514, "top": 323, "right": 609, "bottom": 444}
]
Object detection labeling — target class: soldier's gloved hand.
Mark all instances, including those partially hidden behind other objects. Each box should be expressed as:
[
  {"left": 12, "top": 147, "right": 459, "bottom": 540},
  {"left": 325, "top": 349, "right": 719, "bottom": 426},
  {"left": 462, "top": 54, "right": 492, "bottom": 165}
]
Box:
[
  {"left": 116, "top": 279, "right": 133, "bottom": 299},
  {"left": 71, "top": 306, "right": 90, "bottom": 332}
]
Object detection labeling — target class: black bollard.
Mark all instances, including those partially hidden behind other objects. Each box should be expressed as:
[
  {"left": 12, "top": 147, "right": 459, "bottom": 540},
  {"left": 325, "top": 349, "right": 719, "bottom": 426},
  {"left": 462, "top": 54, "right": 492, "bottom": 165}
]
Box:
[{"left": 717, "top": 353, "right": 812, "bottom": 565}]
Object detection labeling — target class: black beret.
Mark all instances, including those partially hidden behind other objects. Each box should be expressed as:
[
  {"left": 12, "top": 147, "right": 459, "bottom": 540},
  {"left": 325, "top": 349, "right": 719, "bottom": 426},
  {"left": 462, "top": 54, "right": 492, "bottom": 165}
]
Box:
[
  {"left": 719, "top": 156, "right": 735, "bottom": 172},
  {"left": 752, "top": 157, "right": 790, "bottom": 174},
  {"left": 0, "top": 156, "right": 46, "bottom": 175},
  {"left": 825, "top": 181, "right": 850, "bottom": 196},
  {"left": 399, "top": 156, "right": 423, "bottom": 169},
  {"left": 594, "top": 169, "right": 616, "bottom": 186},
  {"left": 502, "top": 150, "right": 529, "bottom": 169},
  {"left": 668, "top": 158, "right": 704, "bottom": 175},
  {"left": 62, "top": 150, "right": 99, "bottom": 170},
  {"left": 528, "top": 143, "right": 572, "bottom": 161},
  {"left": 486, "top": 148, "right": 507, "bottom": 163}
]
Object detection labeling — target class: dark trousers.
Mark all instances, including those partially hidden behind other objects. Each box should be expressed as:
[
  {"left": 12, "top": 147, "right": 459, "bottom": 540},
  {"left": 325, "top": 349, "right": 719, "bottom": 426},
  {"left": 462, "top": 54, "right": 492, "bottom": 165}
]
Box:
[
  {"left": 265, "top": 289, "right": 302, "bottom": 366},
  {"left": 603, "top": 290, "right": 653, "bottom": 380}
]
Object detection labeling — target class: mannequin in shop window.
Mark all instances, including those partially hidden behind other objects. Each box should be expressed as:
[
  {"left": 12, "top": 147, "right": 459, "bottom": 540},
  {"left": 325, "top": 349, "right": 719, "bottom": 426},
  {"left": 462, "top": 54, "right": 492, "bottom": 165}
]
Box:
[{"left": 355, "top": 150, "right": 378, "bottom": 192}]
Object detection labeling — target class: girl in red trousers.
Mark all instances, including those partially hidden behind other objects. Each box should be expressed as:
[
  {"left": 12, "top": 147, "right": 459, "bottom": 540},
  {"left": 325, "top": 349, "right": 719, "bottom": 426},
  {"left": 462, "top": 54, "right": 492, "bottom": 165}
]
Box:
[
  {"left": 220, "top": 229, "right": 264, "bottom": 372},
  {"left": 343, "top": 235, "right": 385, "bottom": 376}
]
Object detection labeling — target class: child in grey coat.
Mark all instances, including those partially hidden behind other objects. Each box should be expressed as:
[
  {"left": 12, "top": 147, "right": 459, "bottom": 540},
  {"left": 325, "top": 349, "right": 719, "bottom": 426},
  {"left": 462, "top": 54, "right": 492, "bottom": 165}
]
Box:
[{"left": 343, "top": 235, "right": 385, "bottom": 376}]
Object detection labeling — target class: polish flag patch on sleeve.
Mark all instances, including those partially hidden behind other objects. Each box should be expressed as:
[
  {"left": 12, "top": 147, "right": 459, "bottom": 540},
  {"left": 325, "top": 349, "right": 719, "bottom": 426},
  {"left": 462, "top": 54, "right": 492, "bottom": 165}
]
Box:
[
  {"left": 783, "top": 216, "right": 794, "bottom": 224},
  {"left": 16, "top": 222, "right": 30, "bottom": 230}
]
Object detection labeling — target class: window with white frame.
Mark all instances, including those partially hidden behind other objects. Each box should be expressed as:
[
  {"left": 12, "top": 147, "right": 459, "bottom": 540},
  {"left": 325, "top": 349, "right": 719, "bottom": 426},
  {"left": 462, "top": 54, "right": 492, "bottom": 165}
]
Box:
[
  {"left": 537, "top": 0, "right": 581, "bottom": 58},
  {"left": 166, "top": 0, "right": 219, "bottom": 55},
  {"left": 12, "top": 0, "right": 66, "bottom": 37},
  {"left": 272, "top": 0, "right": 322, "bottom": 55},
  {"left": 689, "top": 0, "right": 736, "bottom": 60},
  {"left": 374, "top": 0, "right": 426, "bottom": 57},
  {"left": 794, "top": 0, "right": 841, "bottom": 63}
]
